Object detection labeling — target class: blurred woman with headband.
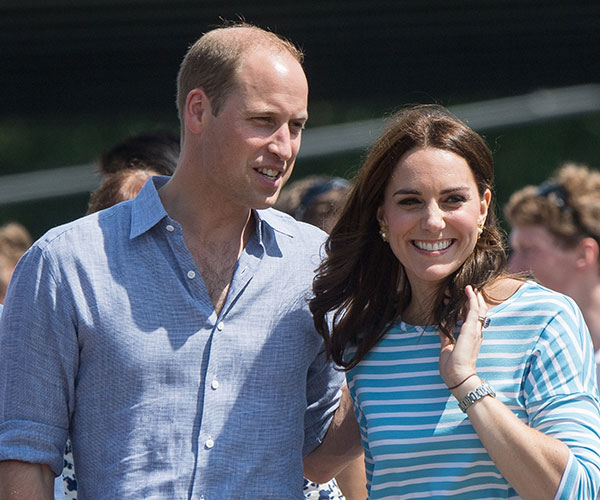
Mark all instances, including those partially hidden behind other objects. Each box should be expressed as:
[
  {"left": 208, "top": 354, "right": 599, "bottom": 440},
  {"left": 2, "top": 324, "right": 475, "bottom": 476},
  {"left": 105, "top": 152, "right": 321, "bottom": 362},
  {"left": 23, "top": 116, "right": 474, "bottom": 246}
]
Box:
[{"left": 505, "top": 162, "right": 600, "bottom": 392}]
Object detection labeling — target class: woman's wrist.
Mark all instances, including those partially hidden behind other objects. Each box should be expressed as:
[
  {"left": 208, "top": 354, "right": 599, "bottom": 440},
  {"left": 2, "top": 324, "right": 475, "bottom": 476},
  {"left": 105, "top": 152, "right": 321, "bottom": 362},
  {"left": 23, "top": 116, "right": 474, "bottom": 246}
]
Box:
[
  {"left": 447, "top": 373, "right": 478, "bottom": 390},
  {"left": 448, "top": 375, "right": 484, "bottom": 400}
]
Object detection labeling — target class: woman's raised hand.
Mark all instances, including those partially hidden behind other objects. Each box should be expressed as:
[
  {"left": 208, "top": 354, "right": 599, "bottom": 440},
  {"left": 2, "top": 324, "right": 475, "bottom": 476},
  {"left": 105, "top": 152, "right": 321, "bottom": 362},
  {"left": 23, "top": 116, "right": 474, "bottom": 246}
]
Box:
[{"left": 439, "top": 285, "right": 487, "bottom": 390}]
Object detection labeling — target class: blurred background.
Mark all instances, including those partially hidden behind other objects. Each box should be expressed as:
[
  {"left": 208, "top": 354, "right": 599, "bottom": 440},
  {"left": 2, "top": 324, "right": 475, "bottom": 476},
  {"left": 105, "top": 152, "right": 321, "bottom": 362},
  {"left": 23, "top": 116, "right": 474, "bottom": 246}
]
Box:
[{"left": 1, "top": 0, "right": 599, "bottom": 239}]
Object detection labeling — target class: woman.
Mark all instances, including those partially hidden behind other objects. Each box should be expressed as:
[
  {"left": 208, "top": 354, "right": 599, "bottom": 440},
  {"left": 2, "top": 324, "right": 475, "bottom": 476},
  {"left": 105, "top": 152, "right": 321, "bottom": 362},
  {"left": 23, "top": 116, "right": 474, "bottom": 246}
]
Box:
[
  {"left": 310, "top": 104, "right": 600, "bottom": 499},
  {"left": 504, "top": 163, "right": 600, "bottom": 390}
]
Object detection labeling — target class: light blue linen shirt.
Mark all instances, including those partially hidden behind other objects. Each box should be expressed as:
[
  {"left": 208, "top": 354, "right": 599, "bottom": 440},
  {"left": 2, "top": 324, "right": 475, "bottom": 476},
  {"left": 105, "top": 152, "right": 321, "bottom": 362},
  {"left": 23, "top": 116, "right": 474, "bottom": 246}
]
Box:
[{"left": 0, "top": 176, "right": 344, "bottom": 500}]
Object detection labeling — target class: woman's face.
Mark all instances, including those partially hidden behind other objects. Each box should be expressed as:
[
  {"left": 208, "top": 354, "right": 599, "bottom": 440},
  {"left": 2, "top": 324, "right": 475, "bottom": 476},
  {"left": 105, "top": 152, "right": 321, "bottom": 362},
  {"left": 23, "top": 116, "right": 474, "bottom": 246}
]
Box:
[{"left": 378, "top": 147, "right": 490, "bottom": 295}]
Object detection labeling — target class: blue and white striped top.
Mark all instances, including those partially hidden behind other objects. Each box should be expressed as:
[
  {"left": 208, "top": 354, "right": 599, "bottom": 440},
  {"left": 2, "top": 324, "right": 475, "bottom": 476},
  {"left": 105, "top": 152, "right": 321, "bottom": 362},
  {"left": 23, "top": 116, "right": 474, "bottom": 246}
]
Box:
[{"left": 346, "top": 281, "right": 600, "bottom": 499}]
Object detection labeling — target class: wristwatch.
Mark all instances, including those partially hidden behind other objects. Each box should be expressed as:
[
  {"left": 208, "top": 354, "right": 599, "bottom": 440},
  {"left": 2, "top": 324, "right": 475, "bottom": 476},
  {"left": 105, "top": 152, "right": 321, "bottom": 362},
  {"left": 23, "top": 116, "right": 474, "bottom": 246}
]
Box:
[{"left": 457, "top": 380, "right": 496, "bottom": 413}]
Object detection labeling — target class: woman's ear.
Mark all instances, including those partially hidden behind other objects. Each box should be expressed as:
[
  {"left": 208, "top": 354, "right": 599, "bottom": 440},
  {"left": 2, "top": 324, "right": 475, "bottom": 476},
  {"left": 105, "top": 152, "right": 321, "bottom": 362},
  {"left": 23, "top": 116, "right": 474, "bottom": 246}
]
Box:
[
  {"left": 376, "top": 206, "right": 386, "bottom": 226},
  {"left": 184, "top": 88, "right": 211, "bottom": 135},
  {"left": 479, "top": 188, "right": 491, "bottom": 226}
]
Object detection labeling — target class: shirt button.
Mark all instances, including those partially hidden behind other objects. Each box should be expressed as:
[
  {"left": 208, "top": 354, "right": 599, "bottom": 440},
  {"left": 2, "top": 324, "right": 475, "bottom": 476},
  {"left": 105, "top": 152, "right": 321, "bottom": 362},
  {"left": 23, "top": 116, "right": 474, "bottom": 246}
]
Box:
[
  {"left": 217, "top": 321, "right": 224, "bottom": 331},
  {"left": 211, "top": 379, "right": 219, "bottom": 390},
  {"left": 205, "top": 438, "right": 215, "bottom": 449},
  {"left": 187, "top": 270, "right": 196, "bottom": 279},
  {"left": 166, "top": 224, "right": 175, "bottom": 232}
]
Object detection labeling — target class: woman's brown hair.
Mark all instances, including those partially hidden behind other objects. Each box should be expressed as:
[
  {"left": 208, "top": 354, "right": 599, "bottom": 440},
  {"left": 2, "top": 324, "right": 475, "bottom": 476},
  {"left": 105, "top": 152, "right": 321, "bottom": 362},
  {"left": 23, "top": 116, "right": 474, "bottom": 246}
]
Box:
[{"left": 309, "top": 104, "right": 507, "bottom": 369}]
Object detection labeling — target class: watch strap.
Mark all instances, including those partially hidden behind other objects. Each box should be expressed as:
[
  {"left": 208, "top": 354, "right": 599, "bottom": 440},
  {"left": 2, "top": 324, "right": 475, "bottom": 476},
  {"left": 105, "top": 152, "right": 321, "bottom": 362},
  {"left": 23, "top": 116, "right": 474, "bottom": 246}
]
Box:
[{"left": 457, "top": 380, "right": 496, "bottom": 413}]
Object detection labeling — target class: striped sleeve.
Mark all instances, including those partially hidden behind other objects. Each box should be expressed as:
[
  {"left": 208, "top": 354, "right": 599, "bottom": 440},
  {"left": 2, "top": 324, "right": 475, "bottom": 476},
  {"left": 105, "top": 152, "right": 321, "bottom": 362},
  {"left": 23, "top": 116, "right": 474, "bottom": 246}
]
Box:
[{"left": 524, "top": 296, "right": 600, "bottom": 499}]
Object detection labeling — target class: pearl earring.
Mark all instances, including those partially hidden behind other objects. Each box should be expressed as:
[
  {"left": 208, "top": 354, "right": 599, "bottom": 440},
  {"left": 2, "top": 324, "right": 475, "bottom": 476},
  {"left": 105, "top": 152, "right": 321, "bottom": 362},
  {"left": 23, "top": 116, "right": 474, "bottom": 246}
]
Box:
[
  {"left": 379, "top": 225, "right": 389, "bottom": 242},
  {"left": 477, "top": 224, "right": 484, "bottom": 237}
]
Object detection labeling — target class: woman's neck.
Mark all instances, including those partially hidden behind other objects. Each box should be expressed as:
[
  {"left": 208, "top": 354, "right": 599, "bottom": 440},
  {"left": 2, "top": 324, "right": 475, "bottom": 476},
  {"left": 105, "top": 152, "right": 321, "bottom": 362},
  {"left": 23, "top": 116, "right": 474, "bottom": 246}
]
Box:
[{"left": 402, "top": 287, "right": 439, "bottom": 326}]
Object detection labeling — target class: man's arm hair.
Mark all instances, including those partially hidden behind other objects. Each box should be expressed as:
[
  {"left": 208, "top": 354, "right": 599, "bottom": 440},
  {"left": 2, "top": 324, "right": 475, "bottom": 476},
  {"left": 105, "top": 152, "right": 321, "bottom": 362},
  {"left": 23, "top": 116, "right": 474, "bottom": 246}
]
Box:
[
  {"left": 303, "top": 384, "right": 364, "bottom": 483},
  {"left": 0, "top": 460, "right": 54, "bottom": 500}
]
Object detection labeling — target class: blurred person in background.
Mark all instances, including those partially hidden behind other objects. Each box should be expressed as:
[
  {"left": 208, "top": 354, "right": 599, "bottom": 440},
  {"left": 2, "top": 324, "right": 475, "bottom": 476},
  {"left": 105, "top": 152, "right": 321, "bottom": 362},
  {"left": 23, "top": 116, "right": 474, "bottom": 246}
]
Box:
[
  {"left": 87, "top": 129, "right": 180, "bottom": 213},
  {"left": 97, "top": 130, "right": 179, "bottom": 177},
  {"left": 87, "top": 166, "right": 165, "bottom": 214},
  {"left": 276, "top": 175, "right": 350, "bottom": 233},
  {"left": 0, "top": 222, "right": 32, "bottom": 304},
  {"left": 505, "top": 162, "right": 600, "bottom": 390}
]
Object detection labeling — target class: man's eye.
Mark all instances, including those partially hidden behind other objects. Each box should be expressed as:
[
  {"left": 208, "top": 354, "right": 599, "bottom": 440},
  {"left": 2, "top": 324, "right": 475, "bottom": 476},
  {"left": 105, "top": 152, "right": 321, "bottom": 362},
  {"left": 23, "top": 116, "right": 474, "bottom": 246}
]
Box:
[
  {"left": 254, "top": 117, "right": 273, "bottom": 125},
  {"left": 290, "top": 122, "right": 305, "bottom": 133}
]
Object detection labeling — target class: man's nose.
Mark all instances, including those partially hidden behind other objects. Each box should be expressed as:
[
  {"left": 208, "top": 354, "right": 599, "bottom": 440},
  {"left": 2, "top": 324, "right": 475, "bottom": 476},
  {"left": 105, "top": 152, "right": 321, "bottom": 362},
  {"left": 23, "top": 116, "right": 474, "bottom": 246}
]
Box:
[{"left": 268, "top": 125, "right": 293, "bottom": 161}]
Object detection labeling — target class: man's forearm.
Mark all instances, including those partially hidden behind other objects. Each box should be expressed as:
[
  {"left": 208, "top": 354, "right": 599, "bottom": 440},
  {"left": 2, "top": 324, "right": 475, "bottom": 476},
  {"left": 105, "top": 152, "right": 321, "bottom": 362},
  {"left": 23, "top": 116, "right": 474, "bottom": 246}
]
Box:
[
  {"left": 303, "top": 385, "right": 363, "bottom": 483},
  {"left": 0, "top": 460, "right": 54, "bottom": 500}
]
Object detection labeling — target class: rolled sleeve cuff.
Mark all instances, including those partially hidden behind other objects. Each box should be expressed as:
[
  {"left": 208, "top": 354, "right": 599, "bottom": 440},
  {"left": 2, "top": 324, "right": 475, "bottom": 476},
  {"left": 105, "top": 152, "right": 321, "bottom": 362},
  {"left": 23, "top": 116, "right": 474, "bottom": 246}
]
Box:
[
  {"left": 302, "top": 386, "right": 343, "bottom": 457},
  {"left": 0, "top": 420, "right": 66, "bottom": 476}
]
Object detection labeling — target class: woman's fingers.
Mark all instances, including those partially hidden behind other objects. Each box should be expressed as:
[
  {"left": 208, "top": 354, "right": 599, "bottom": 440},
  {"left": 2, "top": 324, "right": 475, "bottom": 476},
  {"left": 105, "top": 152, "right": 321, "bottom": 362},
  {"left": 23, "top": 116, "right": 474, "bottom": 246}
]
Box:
[
  {"left": 463, "top": 286, "right": 488, "bottom": 336},
  {"left": 440, "top": 285, "right": 486, "bottom": 384}
]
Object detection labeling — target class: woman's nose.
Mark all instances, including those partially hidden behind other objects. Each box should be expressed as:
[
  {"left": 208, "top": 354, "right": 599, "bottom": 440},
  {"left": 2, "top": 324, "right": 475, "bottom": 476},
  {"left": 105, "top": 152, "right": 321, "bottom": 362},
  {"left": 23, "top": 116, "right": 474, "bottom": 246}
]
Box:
[{"left": 421, "top": 203, "right": 446, "bottom": 232}]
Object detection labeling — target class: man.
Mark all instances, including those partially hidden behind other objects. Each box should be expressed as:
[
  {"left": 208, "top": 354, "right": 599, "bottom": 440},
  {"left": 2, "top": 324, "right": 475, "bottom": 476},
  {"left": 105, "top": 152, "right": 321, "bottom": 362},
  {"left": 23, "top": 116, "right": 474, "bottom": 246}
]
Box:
[{"left": 0, "top": 23, "right": 360, "bottom": 499}]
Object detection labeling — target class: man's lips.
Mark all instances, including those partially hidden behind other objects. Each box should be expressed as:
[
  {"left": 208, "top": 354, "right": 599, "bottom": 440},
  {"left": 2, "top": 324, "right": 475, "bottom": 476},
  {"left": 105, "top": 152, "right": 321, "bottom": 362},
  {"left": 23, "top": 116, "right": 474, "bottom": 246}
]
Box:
[{"left": 256, "top": 167, "right": 282, "bottom": 181}]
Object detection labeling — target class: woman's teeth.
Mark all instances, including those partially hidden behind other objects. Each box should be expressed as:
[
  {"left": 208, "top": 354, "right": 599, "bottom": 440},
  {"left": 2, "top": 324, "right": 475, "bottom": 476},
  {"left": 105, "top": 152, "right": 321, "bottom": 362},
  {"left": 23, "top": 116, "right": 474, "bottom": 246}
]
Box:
[{"left": 413, "top": 240, "right": 452, "bottom": 251}]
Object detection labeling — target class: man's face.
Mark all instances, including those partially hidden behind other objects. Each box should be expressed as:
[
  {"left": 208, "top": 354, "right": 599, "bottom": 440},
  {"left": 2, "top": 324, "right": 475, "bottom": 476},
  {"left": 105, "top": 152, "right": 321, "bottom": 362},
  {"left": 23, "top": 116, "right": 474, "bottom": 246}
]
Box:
[
  {"left": 200, "top": 48, "right": 308, "bottom": 211},
  {"left": 509, "top": 224, "right": 577, "bottom": 294}
]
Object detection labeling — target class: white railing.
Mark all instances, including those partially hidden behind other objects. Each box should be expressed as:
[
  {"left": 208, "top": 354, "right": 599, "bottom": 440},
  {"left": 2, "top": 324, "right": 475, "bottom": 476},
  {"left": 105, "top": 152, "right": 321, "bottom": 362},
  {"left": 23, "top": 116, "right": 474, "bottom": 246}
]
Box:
[{"left": 1, "top": 84, "right": 599, "bottom": 206}]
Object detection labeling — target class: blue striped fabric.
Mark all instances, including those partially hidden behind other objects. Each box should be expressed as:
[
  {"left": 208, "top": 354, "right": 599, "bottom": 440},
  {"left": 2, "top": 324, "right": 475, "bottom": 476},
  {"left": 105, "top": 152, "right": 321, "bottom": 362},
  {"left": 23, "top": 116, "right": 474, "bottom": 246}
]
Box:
[{"left": 346, "top": 281, "right": 600, "bottom": 499}]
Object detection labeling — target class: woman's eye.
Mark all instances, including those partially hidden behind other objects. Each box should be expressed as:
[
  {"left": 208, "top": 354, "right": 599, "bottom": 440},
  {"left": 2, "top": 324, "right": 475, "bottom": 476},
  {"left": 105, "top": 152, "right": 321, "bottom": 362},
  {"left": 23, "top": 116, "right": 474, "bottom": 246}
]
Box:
[
  {"left": 397, "top": 198, "right": 420, "bottom": 206},
  {"left": 444, "top": 194, "right": 466, "bottom": 204}
]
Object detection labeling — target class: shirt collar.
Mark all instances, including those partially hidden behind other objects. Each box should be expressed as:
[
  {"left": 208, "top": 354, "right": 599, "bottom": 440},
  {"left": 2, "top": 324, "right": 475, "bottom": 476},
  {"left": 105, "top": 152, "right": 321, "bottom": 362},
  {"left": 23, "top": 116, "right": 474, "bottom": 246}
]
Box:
[
  {"left": 129, "top": 176, "right": 170, "bottom": 239},
  {"left": 254, "top": 207, "right": 295, "bottom": 243},
  {"left": 129, "top": 176, "right": 296, "bottom": 249}
]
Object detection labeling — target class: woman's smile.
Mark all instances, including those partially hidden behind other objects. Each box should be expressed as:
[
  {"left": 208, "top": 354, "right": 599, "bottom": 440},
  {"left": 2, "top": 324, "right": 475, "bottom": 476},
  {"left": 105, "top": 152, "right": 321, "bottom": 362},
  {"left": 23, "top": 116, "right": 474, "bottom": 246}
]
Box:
[{"left": 412, "top": 238, "right": 454, "bottom": 252}]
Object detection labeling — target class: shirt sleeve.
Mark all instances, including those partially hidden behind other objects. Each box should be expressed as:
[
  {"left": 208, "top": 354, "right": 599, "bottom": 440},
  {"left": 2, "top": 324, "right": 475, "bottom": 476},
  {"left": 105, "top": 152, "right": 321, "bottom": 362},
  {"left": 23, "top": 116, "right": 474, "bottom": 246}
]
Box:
[
  {"left": 523, "top": 298, "right": 600, "bottom": 499},
  {"left": 302, "top": 344, "right": 345, "bottom": 456},
  {"left": 0, "top": 242, "right": 77, "bottom": 475}
]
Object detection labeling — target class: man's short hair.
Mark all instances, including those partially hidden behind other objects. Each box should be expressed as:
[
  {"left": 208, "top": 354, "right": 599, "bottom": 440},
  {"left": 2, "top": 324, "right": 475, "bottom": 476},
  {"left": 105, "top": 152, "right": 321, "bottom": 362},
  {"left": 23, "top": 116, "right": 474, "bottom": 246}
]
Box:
[{"left": 176, "top": 22, "right": 304, "bottom": 123}]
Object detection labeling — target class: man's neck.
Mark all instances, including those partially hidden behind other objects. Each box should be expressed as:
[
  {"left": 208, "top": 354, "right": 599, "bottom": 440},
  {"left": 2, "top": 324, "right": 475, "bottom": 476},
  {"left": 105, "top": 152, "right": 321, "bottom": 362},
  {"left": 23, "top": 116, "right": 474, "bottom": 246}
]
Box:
[{"left": 158, "top": 173, "right": 257, "bottom": 314}]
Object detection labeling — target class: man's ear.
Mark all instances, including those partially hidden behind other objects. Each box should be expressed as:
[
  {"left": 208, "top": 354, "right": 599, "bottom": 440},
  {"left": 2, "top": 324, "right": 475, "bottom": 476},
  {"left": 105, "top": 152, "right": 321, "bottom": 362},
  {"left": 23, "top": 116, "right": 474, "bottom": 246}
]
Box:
[
  {"left": 184, "top": 88, "right": 211, "bottom": 135},
  {"left": 574, "top": 237, "right": 599, "bottom": 271}
]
